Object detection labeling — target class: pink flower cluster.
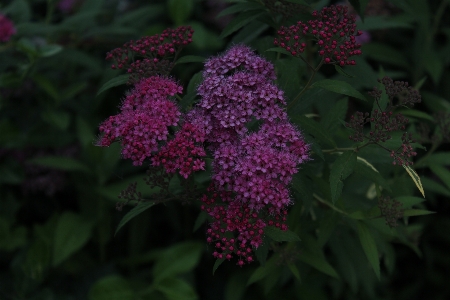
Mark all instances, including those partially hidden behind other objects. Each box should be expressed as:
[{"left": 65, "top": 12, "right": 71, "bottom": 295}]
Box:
[
  {"left": 97, "top": 76, "right": 182, "bottom": 166},
  {"left": 195, "top": 45, "right": 310, "bottom": 264},
  {"left": 0, "top": 14, "right": 16, "bottom": 42},
  {"left": 106, "top": 26, "right": 193, "bottom": 82},
  {"left": 274, "top": 5, "right": 362, "bottom": 66}
]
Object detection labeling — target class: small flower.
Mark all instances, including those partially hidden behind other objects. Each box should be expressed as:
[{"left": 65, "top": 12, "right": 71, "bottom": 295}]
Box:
[{"left": 0, "top": 14, "right": 16, "bottom": 42}]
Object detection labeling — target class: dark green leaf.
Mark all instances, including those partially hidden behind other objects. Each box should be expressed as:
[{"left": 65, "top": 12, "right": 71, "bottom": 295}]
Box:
[
  {"left": 155, "top": 278, "right": 198, "bottom": 300},
  {"left": 363, "top": 43, "right": 410, "bottom": 68},
  {"left": 322, "top": 97, "right": 348, "bottom": 132},
  {"left": 357, "top": 16, "right": 412, "bottom": 30},
  {"left": 88, "top": 275, "right": 134, "bottom": 300},
  {"left": 311, "top": 79, "right": 366, "bottom": 101},
  {"left": 97, "top": 74, "right": 129, "bottom": 96},
  {"left": 213, "top": 258, "right": 225, "bottom": 275},
  {"left": 192, "top": 211, "right": 208, "bottom": 232},
  {"left": 298, "top": 250, "right": 339, "bottom": 278},
  {"left": 288, "top": 263, "right": 301, "bottom": 282},
  {"left": 395, "top": 196, "right": 425, "bottom": 208},
  {"left": 247, "top": 255, "right": 278, "bottom": 285},
  {"left": 421, "top": 177, "right": 450, "bottom": 196},
  {"left": 53, "top": 212, "right": 93, "bottom": 266},
  {"left": 329, "top": 151, "right": 357, "bottom": 203},
  {"left": 356, "top": 221, "right": 380, "bottom": 279},
  {"left": 291, "top": 116, "right": 336, "bottom": 147},
  {"left": 168, "top": 0, "right": 194, "bottom": 24},
  {"left": 28, "top": 156, "right": 90, "bottom": 173},
  {"left": 216, "top": 2, "right": 264, "bottom": 18},
  {"left": 115, "top": 201, "right": 156, "bottom": 236},
  {"left": 153, "top": 242, "right": 203, "bottom": 282},
  {"left": 403, "top": 209, "right": 435, "bottom": 217},
  {"left": 219, "top": 11, "right": 266, "bottom": 39},
  {"left": 265, "top": 47, "right": 292, "bottom": 56},
  {"left": 334, "top": 65, "right": 355, "bottom": 78},
  {"left": 354, "top": 159, "right": 391, "bottom": 192},
  {"left": 264, "top": 226, "right": 301, "bottom": 242}
]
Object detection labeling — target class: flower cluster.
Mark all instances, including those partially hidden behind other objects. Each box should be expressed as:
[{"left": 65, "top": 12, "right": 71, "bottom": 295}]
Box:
[
  {"left": 195, "top": 45, "right": 310, "bottom": 264},
  {"left": 274, "top": 5, "right": 362, "bottom": 65},
  {"left": 0, "top": 14, "right": 16, "bottom": 42},
  {"left": 97, "top": 76, "right": 182, "bottom": 166},
  {"left": 106, "top": 26, "right": 194, "bottom": 83},
  {"left": 346, "top": 76, "right": 421, "bottom": 166},
  {"left": 378, "top": 195, "right": 403, "bottom": 228}
]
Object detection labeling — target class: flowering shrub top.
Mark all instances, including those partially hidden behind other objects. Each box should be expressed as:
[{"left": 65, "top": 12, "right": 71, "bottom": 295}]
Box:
[{"left": 0, "top": 14, "right": 16, "bottom": 42}]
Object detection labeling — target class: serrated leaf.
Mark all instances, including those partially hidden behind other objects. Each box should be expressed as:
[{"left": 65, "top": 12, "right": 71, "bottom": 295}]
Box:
[
  {"left": 403, "top": 164, "right": 425, "bottom": 198},
  {"left": 291, "top": 116, "right": 336, "bottom": 147},
  {"left": 403, "top": 209, "right": 435, "bottom": 217},
  {"left": 311, "top": 79, "right": 366, "bottom": 101},
  {"left": 356, "top": 221, "right": 380, "bottom": 280},
  {"left": 219, "top": 11, "right": 266, "bottom": 39},
  {"left": 176, "top": 55, "right": 205, "bottom": 64},
  {"left": 213, "top": 258, "right": 225, "bottom": 275},
  {"left": 115, "top": 201, "right": 155, "bottom": 236},
  {"left": 329, "top": 151, "right": 357, "bottom": 203},
  {"left": 28, "top": 156, "right": 90, "bottom": 173},
  {"left": 216, "top": 2, "right": 263, "bottom": 18},
  {"left": 265, "top": 47, "right": 292, "bottom": 56},
  {"left": 264, "top": 226, "right": 300, "bottom": 242},
  {"left": 97, "top": 74, "right": 129, "bottom": 96}
]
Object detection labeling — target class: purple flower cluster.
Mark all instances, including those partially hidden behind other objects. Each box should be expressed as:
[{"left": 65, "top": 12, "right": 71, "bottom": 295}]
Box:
[
  {"left": 196, "top": 45, "right": 310, "bottom": 264},
  {"left": 97, "top": 76, "right": 182, "bottom": 166},
  {"left": 0, "top": 14, "right": 16, "bottom": 42}
]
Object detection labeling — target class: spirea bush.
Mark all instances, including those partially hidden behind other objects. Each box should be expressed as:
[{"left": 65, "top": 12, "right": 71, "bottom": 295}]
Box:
[{"left": 1, "top": 0, "right": 450, "bottom": 299}]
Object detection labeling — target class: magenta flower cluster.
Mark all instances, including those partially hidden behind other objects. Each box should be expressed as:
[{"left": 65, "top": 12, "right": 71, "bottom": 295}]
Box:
[
  {"left": 274, "top": 5, "right": 362, "bottom": 66},
  {"left": 195, "top": 45, "right": 310, "bottom": 265},
  {"left": 0, "top": 14, "right": 16, "bottom": 42},
  {"left": 97, "top": 76, "right": 182, "bottom": 166}
]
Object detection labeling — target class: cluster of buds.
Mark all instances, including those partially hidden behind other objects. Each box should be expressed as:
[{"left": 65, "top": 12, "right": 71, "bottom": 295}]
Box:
[
  {"left": 378, "top": 195, "right": 403, "bottom": 228},
  {"left": 106, "top": 26, "right": 193, "bottom": 83},
  {"left": 346, "top": 77, "right": 421, "bottom": 166},
  {"left": 274, "top": 5, "right": 362, "bottom": 66}
]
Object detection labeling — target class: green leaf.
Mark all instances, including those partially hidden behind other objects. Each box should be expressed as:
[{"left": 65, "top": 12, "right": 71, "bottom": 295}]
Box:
[
  {"left": 291, "top": 116, "right": 336, "bottom": 147},
  {"left": 41, "top": 110, "right": 71, "bottom": 130},
  {"left": 88, "top": 275, "right": 134, "bottom": 300},
  {"left": 288, "top": 263, "right": 301, "bottom": 282},
  {"left": 213, "top": 258, "right": 225, "bottom": 275},
  {"left": 247, "top": 255, "right": 278, "bottom": 285},
  {"left": 416, "top": 152, "right": 450, "bottom": 168},
  {"left": 334, "top": 65, "right": 355, "bottom": 78},
  {"left": 265, "top": 47, "right": 292, "bottom": 56},
  {"left": 291, "top": 174, "right": 313, "bottom": 214},
  {"left": 317, "top": 211, "right": 339, "bottom": 247},
  {"left": 298, "top": 250, "right": 339, "bottom": 278},
  {"left": 363, "top": 43, "right": 410, "bottom": 68},
  {"left": 329, "top": 151, "right": 357, "bottom": 203},
  {"left": 168, "top": 0, "right": 194, "bottom": 24},
  {"left": 354, "top": 159, "right": 391, "bottom": 192},
  {"left": 216, "top": 2, "right": 264, "bottom": 18},
  {"left": 192, "top": 211, "right": 208, "bottom": 232},
  {"left": 396, "top": 109, "right": 433, "bottom": 121},
  {"left": 421, "top": 177, "right": 450, "bottom": 196},
  {"left": 284, "top": 0, "right": 309, "bottom": 4},
  {"left": 403, "top": 164, "right": 425, "bottom": 198},
  {"left": 429, "top": 164, "right": 450, "bottom": 190},
  {"left": 38, "top": 44, "right": 63, "bottom": 57},
  {"left": 395, "top": 196, "right": 425, "bottom": 208},
  {"left": 264, "top": 226, "right": 301, "bottom": 242},
  {"left": 115, "top": 201, "right": 156, "bottom": 236},
  {"left": 255, "top": 237, "right": 269, "bottom": 266},
  {"left": 176, "top": 55, "right": 205, "bottom": 64},
  {"left": 347, "top": 0, "right": 368, "bottom": 19},
  {"left": 311, "top": 79, "right": 366, "bottom": 101},
  {"left": 403, "top": 209, "right": 435, "bottom": 217},
  {"left": 28, "top": 156, "right": 90, "bottom": 173},
  {"left": 155, "top": 278, "right": 198, "bottom": 300},
  {"left": 97, "top": 74, "right": 129, "bottom": 96},
  {"left": 52, "top": 212, "right": 93, "bottom": 266},
  {"left": 357, "top": 16, "right": 412, "bottom": 30},
  {"left": 153, "top": 242, "right": 203, "bottom": 282},
  {"left": 322, "top": 97, "right": 348, "bottom": 132},
  {"left": 356, "top": 221, "right": 380, "bottom": 280},
  {"left": 219, "top": 11, "right": 266, "bottom": 39}
]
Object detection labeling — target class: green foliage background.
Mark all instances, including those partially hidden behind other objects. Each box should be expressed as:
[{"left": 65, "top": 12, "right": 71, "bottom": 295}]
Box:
[{"left": 1, "top": 0, "right": 450, "bottom": 299}]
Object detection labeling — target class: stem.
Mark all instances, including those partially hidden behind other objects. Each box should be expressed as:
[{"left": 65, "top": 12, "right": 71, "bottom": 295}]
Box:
[
  {"left": 313, "top": 193, "right": 349, "bottom": 216},
  {"left": 287, "top": 58, "right": 324, "bottom": 111}
]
